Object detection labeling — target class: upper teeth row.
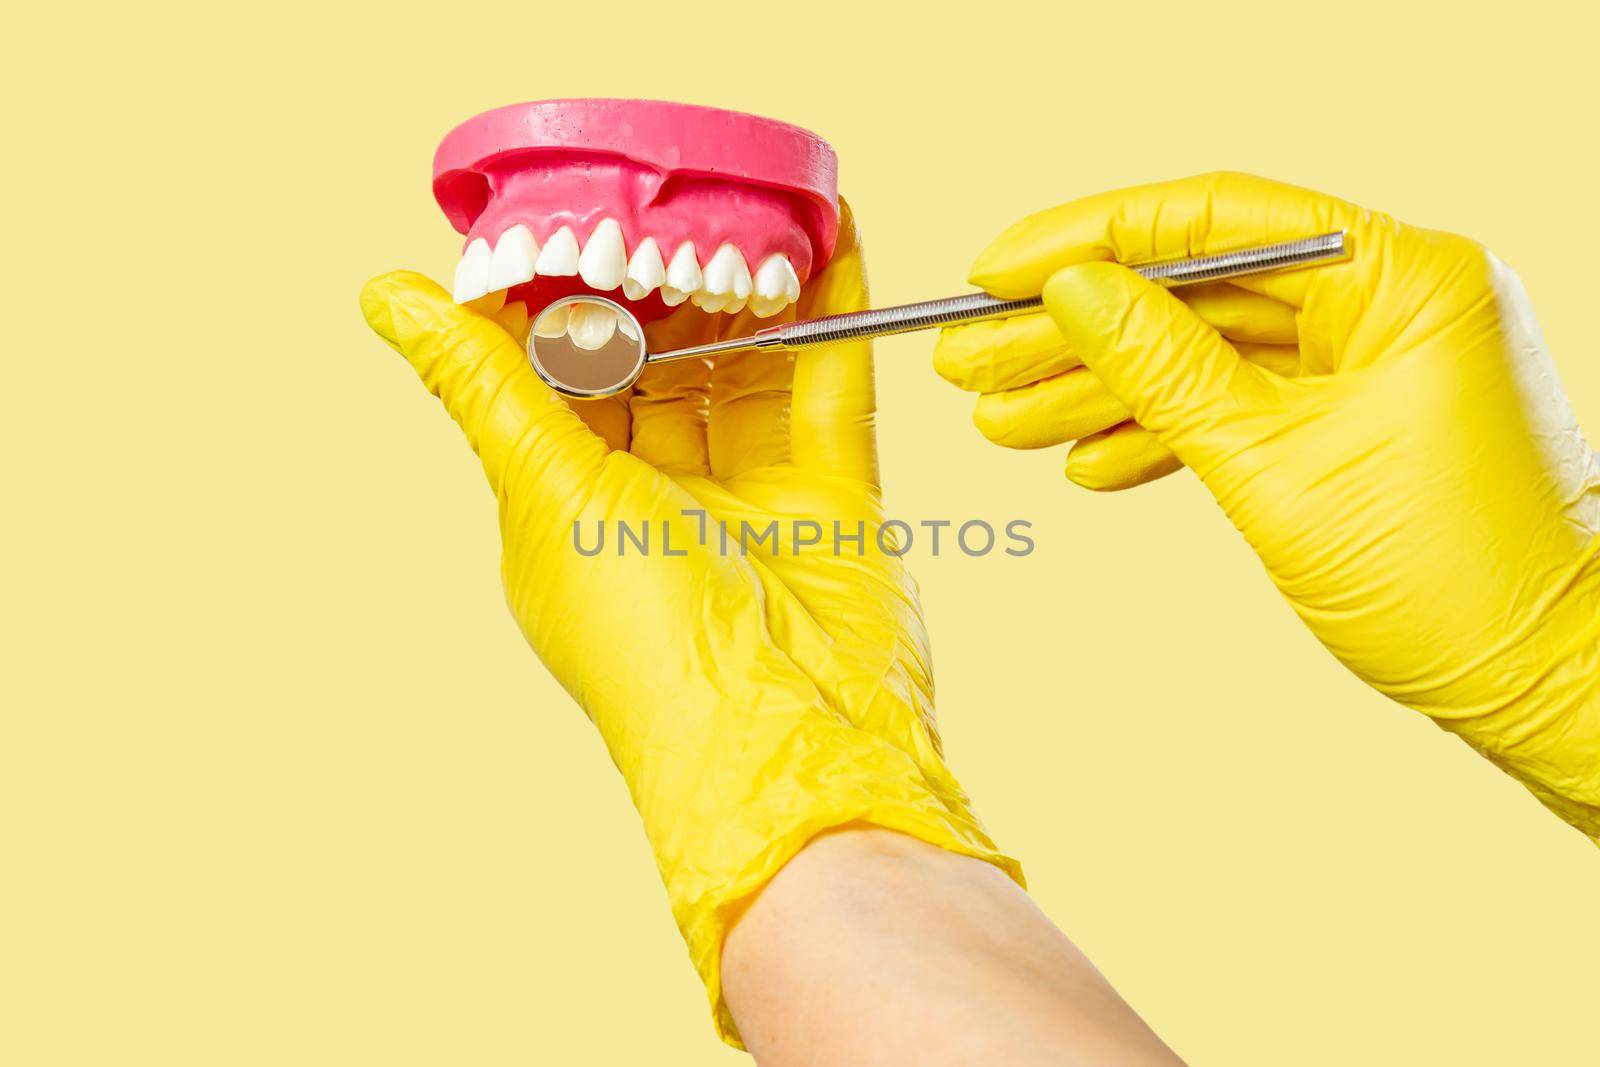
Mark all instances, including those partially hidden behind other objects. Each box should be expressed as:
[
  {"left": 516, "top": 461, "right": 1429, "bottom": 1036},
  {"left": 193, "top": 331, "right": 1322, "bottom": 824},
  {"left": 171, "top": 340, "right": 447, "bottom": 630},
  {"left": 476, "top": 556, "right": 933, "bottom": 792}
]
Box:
[{"left": 453, "top": 220, "right": 803, "bottom": 318}]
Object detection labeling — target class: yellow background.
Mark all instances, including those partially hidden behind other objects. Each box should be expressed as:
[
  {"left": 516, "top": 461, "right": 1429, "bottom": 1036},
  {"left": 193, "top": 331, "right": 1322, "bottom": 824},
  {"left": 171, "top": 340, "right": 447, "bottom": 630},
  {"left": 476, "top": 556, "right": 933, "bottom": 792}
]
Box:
[{"left": 6, "top": 1, "right": 1597, "bottom": 1062}]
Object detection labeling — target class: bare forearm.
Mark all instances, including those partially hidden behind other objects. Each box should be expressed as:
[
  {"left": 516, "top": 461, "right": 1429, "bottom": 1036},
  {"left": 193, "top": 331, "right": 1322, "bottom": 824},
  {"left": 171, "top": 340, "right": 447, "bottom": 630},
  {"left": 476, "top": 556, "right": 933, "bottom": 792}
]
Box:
[{"left": 722, "top": 827, "right": 1183, "bottom": 1067}]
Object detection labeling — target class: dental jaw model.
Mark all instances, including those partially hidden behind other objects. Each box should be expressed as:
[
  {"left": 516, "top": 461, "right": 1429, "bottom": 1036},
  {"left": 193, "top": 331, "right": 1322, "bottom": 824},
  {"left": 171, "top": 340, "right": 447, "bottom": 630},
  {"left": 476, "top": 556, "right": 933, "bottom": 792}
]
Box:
[{"left": 434, "top": 99, "right": 840, "bottom": 350}]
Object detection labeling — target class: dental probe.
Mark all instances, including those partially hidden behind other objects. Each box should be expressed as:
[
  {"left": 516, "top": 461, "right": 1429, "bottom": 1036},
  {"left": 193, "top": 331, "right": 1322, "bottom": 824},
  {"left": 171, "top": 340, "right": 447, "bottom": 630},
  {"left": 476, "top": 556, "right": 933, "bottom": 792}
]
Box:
[{"left": 645, "top": 231, "right": 1350, "bottom": 365}]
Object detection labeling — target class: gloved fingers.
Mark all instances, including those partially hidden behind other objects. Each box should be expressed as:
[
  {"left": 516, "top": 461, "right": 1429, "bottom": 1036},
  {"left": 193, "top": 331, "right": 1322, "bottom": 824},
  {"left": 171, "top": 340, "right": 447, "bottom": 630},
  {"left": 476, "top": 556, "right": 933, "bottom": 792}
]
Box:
[
  {"left": 571, "top": 395, "right": 634, "bottom": 452},
  {"left": 493, "top": 297, "right": 634, "bottom": 450},
  {"left": 1234, "top": 342, "right": 1303, "bottom": 379},
  {"left": 359, "top": 270, "right": 606, "bottom": 496},
  {"left": 934, "top": 312, "right": 1077, "bottom": 393},
  {"left": 703, "top": 296, "right": 798, "bottom": 478},
  {"left": 790, "top": 199, "right": 879, "bottom": 487},
  {"left": 1065, "top": 422, "right": 1183, "bottom": 491},
  {"left": 709, "top": 347, "right": 796, "bottom": 478},
  {"left": 970, "top": 172, "right": 1358, "bottom": 301},
  {"left": 935, "top": 285, "right": 1297, "bottom": 399},
  {"left": 632, "top": 299, "right": 714, "bottom": 474},
  {"left": 494, "top": 299, "right": 530, "bottom": 343},
  {"left": 968, "top": 337, "right": 1302, "bottom": 452},
  {"left": 630, "top": 356, "right": 712, "bottom": 475},
  {"left": 462, "top": 288, "right": 507, "bottom": 317},
  {"left": 1178, "top": 283, "right": 1300, "bottom": 344},
  {"left": 972, "top": 367, "right": 1127, "bottom": 450},
  {"left": 1042, "top": 261, "right": 1281, "bottom": 441}
]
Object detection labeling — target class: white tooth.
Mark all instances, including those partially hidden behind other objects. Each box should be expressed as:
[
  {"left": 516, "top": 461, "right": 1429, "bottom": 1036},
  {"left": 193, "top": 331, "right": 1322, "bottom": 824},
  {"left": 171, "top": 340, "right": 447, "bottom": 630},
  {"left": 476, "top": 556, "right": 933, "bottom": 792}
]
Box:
[
  {"left": 578, "top": 218, "right": 627, "bottom": 291},
  {"left": 692, "top": 287, "right": 731, "bottom": 313},
  {"left": 567, "top": 302, "right": 618, "bottom": 350},
  {"left": 452, "top": 238, "right": 493, "bottom": 303},
  {"left": 535, "top": 226, "right": 580, "bottom": 276},
  {"left": 616, "top": 313, "right": 639, "bottom": 341},
  {"left": 700, "top": 244, "right": 752, "bottom": 315},
  {"left": 750, "top": 255, "right": 800, "bottom": 318},
  {"left": 661, "top": 241, "right": 701, "bottom": 306},
  {"left": 533, "top": 302, "right": 571, "bottom": 338},
  {"left": 702, "top": 243, "right": 743, "bottom": 297},
  {"left": 622, "top": 237, "right": 666, "bottom": 300},
  {"left": 748, "top": 294, "right": 787, "bottom": 319},
  {"left": 754, "top": 254, "right": 799, "bottom": 301},
  {"left": 487, "top": 225, "right": 539, "bottom": 291}
]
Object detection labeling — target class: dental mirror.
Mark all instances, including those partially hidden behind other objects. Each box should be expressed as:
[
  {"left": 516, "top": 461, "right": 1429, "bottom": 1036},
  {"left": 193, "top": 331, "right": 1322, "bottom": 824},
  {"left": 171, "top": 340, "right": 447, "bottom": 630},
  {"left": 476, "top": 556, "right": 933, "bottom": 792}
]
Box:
[
  {"left": 528, "top": 294, "right": 647, "bottom": 399},
  {"left": 527, "top": 230, "right": 1351, "bottom": 400}
]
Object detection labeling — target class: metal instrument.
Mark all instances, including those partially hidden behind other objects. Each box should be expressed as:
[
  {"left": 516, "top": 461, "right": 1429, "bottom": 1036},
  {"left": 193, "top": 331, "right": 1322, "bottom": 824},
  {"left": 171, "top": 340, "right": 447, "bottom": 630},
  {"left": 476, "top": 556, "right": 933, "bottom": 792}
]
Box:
[{"left": 526, "top": 230, "right": 1350, "bottom": 399}]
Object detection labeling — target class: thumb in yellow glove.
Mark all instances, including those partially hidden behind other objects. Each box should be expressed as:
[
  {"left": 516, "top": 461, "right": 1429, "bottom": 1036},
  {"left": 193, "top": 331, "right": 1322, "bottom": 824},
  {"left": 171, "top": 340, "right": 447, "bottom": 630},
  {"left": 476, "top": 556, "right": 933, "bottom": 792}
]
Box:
[
  {"left": 361, "top": 204, "right": 1020, "bottom": 1046},
  {"left": 937, "top": 173, "right": 1600, "bottom": 840}
]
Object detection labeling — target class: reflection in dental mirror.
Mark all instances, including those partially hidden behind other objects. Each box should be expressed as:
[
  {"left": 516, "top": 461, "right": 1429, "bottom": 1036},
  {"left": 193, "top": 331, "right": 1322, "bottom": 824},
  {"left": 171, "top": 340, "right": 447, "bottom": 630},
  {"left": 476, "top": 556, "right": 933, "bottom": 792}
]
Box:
[{"left": 528, "top": 296, "right": 648, "bottom": 399}]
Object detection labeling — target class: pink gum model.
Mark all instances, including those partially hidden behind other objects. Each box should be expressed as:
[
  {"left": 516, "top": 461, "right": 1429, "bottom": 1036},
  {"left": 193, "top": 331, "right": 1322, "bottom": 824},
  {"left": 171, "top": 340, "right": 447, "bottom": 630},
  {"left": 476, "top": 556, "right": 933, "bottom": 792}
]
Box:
[{"left": 433, "top": 99, "right": 840, "bottom": 323}]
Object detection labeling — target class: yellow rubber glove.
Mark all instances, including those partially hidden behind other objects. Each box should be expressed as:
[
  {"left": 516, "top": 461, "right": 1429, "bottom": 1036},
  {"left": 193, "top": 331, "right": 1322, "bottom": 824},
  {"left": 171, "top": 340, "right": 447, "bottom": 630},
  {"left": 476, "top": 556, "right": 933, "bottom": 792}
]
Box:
[
  {"left": 936, "top": 173, "right": 1600, "bottom": 840},
  {"left": 360, "top": 205, "right": 1020, "bottom": 1046}
]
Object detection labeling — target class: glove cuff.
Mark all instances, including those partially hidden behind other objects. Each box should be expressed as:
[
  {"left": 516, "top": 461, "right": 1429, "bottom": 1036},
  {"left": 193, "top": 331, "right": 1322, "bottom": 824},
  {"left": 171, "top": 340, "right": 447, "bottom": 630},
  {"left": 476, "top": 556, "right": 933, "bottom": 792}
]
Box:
[
  {"left": 641, "top": 714, "right": 1021, "bottom": 1049},
  {"left": 1452, "top": 543, "right": 1600, "bottom": 840}
]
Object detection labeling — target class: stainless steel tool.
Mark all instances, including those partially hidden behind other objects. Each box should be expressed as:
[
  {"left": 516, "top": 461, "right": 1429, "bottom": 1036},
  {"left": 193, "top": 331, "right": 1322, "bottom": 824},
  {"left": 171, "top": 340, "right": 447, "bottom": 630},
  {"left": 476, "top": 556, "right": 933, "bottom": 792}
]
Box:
[{"left": 526, "top": 230, "right": 1350, "bottom": 399}]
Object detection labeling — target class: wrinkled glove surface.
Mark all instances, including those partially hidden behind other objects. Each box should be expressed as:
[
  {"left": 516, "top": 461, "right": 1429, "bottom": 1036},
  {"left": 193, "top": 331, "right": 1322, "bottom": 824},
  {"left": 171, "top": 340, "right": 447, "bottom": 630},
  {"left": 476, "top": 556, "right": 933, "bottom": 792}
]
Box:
[
  {"left": 938, "top": 173, "right": 1600, "bottom": 840},
  {"left": 362, "top": 204, "right": 1020, "bottom": 1045}
]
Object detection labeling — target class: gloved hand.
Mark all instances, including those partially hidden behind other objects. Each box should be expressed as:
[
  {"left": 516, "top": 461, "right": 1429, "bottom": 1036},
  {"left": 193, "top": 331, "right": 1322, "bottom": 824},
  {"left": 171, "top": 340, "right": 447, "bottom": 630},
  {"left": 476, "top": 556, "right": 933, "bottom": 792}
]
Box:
[
  {"left": 361, "top": 205, "right": 1020, "bottom": 1046},
  {"left": 936, "top": 173, "right": 1600, "bottom": 840}
]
